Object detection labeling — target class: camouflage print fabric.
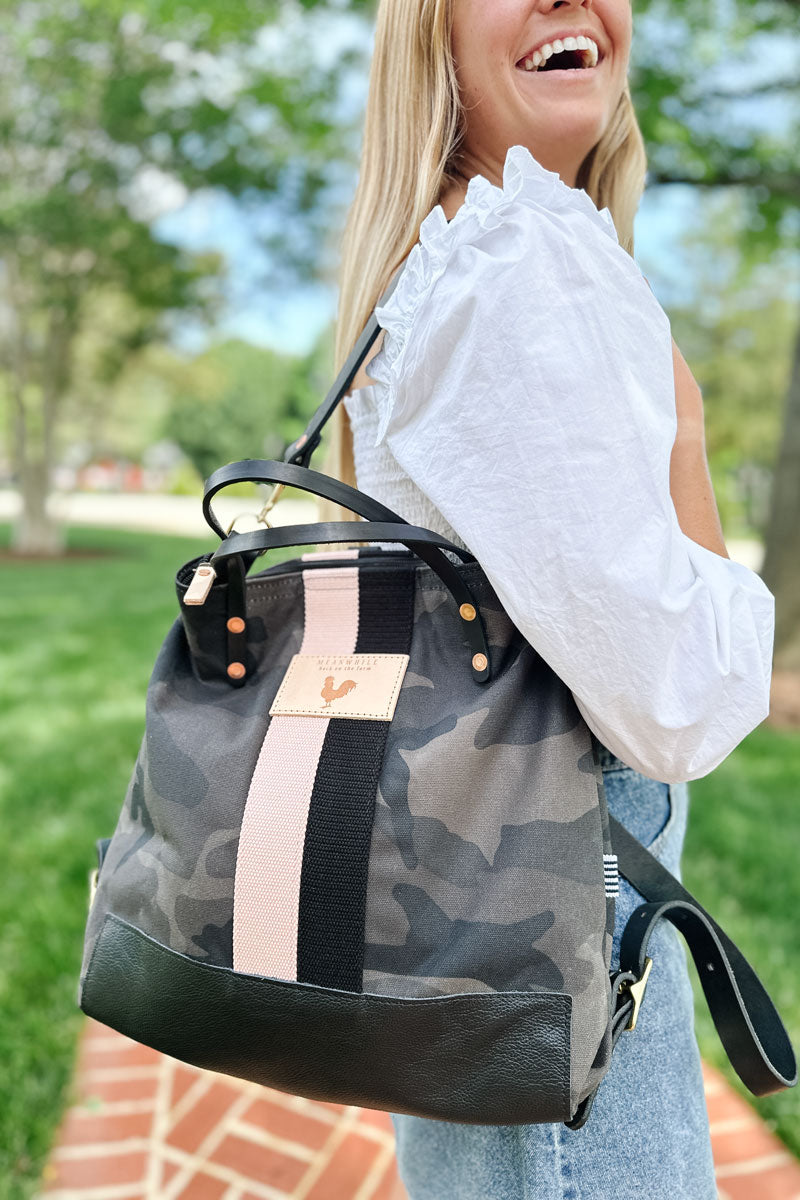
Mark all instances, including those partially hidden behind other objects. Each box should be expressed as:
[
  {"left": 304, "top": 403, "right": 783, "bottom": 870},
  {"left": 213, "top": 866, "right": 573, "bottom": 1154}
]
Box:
[
  {"left": 79, "top": 548, "right": 615, "bottom": 1113},
  {"left": 360, "top": 571, "right": 613, "bottom": 1108}
]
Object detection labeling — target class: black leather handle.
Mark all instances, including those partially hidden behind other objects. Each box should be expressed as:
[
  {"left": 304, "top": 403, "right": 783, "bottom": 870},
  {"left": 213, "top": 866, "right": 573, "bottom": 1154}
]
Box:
[
  {"left": 210, "top": 521, "right": 475, "bottom": 563},
  {"left": 282, "top": 262, "right": 407, "bottom": 469},
  {"left": 211, "top": 521, "right": 492, "bottom": 684},
  {"left": 612, "top": 815, "right": 797, "bottom": 1097},
  {"left": 203, "top": 458, "right": 446, "bottom": 541},
  {"left": 201, "top": 462, "right": 487, "bottom": 678}
]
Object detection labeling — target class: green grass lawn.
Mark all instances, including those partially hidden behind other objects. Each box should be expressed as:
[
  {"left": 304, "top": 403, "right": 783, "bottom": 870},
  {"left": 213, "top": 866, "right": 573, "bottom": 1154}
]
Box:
[
  {"left": 682, "top": 723, "right": 800, "bottom": 1148},
  {"left": 0, "top": 522, "right": 798, "bottom": 1197}
]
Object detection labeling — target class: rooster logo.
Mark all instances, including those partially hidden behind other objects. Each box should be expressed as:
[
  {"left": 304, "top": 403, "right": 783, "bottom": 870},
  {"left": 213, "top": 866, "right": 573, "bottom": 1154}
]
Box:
[{"left": 320, "top": 674, "right": 357, "bottom": 707}]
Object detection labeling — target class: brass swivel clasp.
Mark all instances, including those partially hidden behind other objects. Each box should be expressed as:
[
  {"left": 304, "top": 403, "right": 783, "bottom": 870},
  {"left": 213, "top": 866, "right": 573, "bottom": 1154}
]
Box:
[
  {"left": 224, "top": 482, "right": 286, "bottom": 537},
  {"left": 254, "top": 482, "right": 285, "bottom": 529},
  {"left": 617, "top": 956, "right": 653, "bottom": 1031}
]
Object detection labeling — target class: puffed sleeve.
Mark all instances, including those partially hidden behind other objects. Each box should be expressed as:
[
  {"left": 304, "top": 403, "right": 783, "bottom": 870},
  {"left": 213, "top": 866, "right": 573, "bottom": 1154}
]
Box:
[{"left": 365, "top": 145, "right": 774, "bottom": 784}]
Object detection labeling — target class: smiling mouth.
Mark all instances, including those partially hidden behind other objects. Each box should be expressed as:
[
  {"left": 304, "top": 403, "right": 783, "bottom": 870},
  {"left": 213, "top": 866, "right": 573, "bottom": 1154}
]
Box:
[
  {"left": 514, "top": 58, "right": 603, "bottom": 80},
  {"left": 515, "top": 42, "right": 604, "bottom": 74}
]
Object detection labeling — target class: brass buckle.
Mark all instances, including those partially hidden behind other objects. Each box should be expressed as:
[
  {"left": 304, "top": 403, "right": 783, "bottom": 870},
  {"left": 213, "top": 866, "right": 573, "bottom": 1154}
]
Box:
[
  {"left": 224, "top": 483, "right": 286, "bottom": 536},
  {"left": 618, "top": 956, "right": 653, "bottom": 1031}
]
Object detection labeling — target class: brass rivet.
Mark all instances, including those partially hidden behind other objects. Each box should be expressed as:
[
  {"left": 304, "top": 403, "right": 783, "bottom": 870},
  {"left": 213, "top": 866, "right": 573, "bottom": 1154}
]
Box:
[
  {"left": 472, "top": 653, "right": 488, "bottom": 672},
  {"left": 227, "top": 661, "right": 246, "bottom": 679},
  {"left": 459, "top": 603, "right": 477, "bottom": 621},
  {"left": 227, "top": 616, "right": 246, "bottom": 634}
]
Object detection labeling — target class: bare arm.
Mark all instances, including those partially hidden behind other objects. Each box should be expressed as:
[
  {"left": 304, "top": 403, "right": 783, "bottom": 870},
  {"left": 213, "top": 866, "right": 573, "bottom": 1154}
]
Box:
[
  {"left": 639, "top": 274, "right": 729, "bottom": 560},
  {"left": 668, "top": 336, "right": 729, "bottom": 559}
]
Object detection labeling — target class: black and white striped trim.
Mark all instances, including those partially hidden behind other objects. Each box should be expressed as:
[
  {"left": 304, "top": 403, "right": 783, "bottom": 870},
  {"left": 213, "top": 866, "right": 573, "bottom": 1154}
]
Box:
[{"left": 603, "top": 853, "right": 620, "bottom": 897}]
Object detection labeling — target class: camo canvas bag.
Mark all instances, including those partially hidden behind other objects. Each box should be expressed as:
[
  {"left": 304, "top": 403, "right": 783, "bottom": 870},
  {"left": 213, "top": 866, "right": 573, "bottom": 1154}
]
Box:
[{"left": 77, "top": 267, "right": 795, "bottom": 1129}]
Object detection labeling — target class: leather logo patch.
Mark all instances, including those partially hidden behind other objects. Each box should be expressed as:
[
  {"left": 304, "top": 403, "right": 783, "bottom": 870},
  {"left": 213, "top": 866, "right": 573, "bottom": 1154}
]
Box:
[{"left": 269, "top": 653, "right": 410, "bottom": 721}]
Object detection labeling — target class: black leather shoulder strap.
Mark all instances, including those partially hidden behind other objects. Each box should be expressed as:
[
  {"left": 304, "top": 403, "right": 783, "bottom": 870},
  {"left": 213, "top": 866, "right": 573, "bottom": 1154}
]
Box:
[
  {"left": 612, "top": 814, "right": 796, "bottom": 1097},
  {"left": 283, "top": 262, "right": 408, "bottom": 470},
  {"left": 285, "top": 217, "right": 459, "bottom": 470}
]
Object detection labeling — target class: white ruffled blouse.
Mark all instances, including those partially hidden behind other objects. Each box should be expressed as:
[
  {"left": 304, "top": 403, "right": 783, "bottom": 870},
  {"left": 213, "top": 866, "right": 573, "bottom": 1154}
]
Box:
[{"left": 343, "top": 144, "right": 774, "bottom": 784}]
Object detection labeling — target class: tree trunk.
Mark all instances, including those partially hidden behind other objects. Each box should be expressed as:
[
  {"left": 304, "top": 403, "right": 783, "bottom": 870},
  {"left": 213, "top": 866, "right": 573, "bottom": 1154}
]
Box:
[
  {"left": 10, "top": 459, "right": 65, "bottom": 556},
  {"left": 6, "top": 284, "right": 72, "bottom": 557},
  {"left": 761, "top": 313, "right": 800, "bottom": 671}
]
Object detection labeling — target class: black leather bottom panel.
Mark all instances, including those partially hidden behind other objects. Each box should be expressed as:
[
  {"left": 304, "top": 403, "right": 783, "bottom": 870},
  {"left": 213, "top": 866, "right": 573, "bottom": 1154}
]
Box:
[{"left": 80, "top": 913, "right": 573, "bottom": 1125}]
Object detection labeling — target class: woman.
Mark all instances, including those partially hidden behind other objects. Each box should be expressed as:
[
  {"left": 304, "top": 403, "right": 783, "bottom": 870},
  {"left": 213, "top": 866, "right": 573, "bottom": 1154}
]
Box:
[{"left": 320, "top": 0, "right": 774, "bottom": 1196}]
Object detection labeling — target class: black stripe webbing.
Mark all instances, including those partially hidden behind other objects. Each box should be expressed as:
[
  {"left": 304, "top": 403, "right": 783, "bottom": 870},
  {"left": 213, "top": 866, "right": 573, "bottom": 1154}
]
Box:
[{"left": 296, "top": 566, "right": 415, "bottom": 990}]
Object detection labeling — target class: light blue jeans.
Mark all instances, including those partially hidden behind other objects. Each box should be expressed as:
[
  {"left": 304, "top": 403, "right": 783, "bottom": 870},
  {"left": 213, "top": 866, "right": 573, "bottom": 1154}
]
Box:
[{"left": 391, "top": 743, "right": 718, "bottom": 1199}]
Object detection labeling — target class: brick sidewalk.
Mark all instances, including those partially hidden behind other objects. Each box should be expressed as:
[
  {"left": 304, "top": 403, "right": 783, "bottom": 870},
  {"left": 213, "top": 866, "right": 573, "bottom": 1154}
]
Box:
[{"left": 36, "top": 1019, "right": 800, "bottom": 1200}]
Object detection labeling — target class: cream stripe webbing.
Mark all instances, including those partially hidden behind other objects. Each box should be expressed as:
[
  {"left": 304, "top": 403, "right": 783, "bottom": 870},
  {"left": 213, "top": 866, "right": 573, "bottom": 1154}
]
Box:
[{"left": 232, "top": 551, "right": 360, "bottom": 978}]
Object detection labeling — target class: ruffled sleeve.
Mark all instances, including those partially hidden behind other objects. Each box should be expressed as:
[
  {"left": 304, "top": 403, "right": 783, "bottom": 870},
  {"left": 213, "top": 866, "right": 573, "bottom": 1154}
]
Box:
[
  {"left": 367, "top": 143, "right": 623, "bottom": 443},
  {"left": 363, "top": 144, "right": 774, "bottom": 784}
]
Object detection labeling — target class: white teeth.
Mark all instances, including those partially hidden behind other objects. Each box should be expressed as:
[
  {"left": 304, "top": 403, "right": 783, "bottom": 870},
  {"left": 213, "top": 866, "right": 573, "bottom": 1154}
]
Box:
[{"left": 520, "top": 34, "right": 600, "bottom": 71}]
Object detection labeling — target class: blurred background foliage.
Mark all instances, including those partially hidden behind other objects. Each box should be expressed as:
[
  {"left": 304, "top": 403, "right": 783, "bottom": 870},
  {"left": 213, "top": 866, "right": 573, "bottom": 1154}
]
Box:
[
  {"left": 0, "top": 0, "right": 798, "bottom": 1194},
  {"left": 2, "top": 0, "right": 794, "bottom": 653},
  {"left": 0, "top": 0, "right": 797, "bottom": 542}
]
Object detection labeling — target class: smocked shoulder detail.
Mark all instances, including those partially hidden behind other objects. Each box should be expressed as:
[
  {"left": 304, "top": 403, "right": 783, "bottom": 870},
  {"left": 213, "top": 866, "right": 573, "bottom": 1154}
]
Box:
[{"left": 366, "top": 143, "right": 619, "bottom": 442}]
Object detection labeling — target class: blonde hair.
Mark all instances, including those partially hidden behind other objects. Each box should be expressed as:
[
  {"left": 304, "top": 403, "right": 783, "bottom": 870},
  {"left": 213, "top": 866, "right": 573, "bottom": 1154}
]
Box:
[{"left": 318, "top": 0, "right": 647, "bottom": 522}]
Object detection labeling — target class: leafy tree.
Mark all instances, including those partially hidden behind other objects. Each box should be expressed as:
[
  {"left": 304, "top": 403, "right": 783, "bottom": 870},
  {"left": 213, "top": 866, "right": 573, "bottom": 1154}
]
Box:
[
  {"left": 663, "top": 191, "right": 797, "bottom": 535},
  {"left": 630, "top": 0, "right": 799, "bottom": 667},
  {"left": 0, "top": 0, "right": 363, "bottom": 553},
  {"left": 3, "top": 0, "right": 798, "bottom": 669},
  {"left": 58, "top": 312, "right": 338, "bottom": 494},
  {"left": 162, "top": 339, "right": 309, "bottom": 481},
  {"left": 761, "top": 334, "right": 800, "bottom": 669}
]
